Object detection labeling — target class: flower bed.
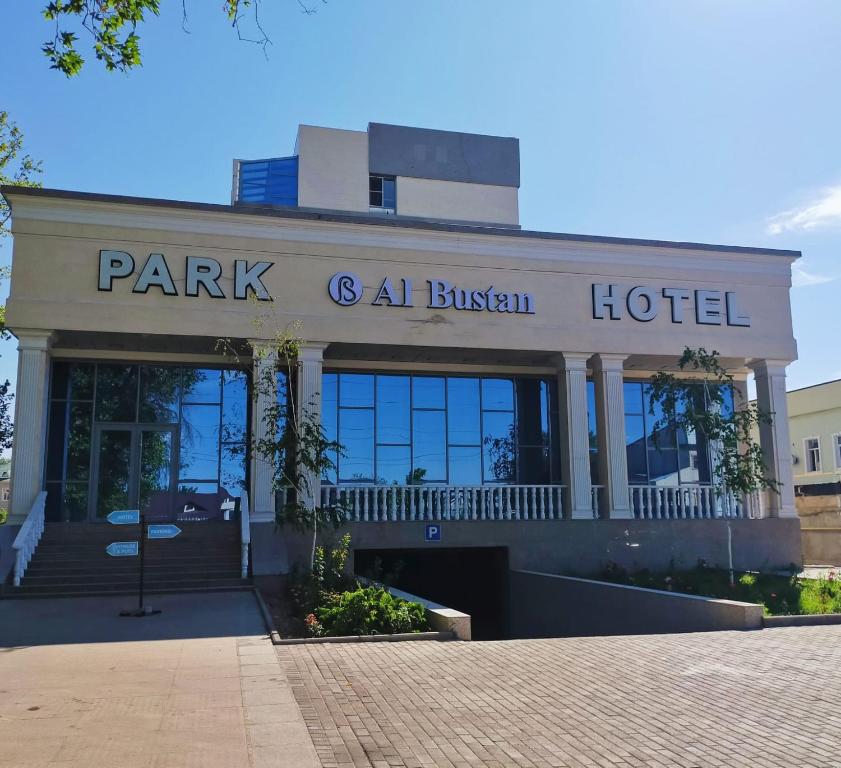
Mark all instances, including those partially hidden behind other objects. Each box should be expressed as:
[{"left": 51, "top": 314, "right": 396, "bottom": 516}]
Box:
[
  {"left": 285, "top": 534, "right": 430, "bottom": 638},
  {"left": 599, "top": 562, "right": 841, "bottom": 617}
]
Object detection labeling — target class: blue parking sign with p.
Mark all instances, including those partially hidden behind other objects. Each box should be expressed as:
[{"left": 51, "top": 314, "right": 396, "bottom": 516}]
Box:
[{"left": 425, "top": 524, "right": 441, "bottom": 542}]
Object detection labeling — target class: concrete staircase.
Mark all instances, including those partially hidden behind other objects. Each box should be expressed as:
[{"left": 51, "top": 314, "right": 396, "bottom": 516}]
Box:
[{"left": 8, "top": 522, "right": 249, "bottom": 598}]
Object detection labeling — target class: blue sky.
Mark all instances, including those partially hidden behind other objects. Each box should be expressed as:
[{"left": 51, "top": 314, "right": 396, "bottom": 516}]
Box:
[{"left": 1, "top": 0, "right": 839, "bottom": 393}]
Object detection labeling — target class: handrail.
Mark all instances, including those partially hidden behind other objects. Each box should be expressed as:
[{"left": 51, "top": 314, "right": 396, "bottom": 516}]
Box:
[
  {"left": 239, "top": 490, "right": 250, "bottom": 579},
  {"left": 321, "top": 483, "right": 567, "bottom": 522},
  {"left": 628, "top": 484, "right": 749, "bottom": 520},
  {"left": 12, "top": 491, "right": 47, "bottom": 587}
]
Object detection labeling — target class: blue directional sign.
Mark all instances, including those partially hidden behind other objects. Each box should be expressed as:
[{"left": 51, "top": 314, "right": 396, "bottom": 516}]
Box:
[
  {"left": 425, "top": 524, "right": 441, "bottom": 542},
  {"left": 106, "top": 541, "right": 139, "bottom": 557},
  {"left": 107, "top": 510, "right": 140, "bottom": 525},
  {"left": 148, "top": 524, "right": 181, "bottom": 540}
]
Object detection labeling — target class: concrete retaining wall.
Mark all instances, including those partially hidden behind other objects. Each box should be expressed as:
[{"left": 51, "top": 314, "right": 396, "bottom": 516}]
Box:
[
  {"left": 508, "top": 570, "right": 764, "bottom": 638},
  {"left": 342, "top": 518, "right": 801, "bottom": 576},
  {"left": 385, "top": 585, "right": 472, "bottom": 641},
  {"left": 801, "top": 529, "right": 841, "bottom": 566}
]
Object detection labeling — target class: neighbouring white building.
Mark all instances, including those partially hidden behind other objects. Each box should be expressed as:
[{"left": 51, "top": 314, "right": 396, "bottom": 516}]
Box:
[{"left": 785, "top": 379, "right": 841, "bottom": 564}]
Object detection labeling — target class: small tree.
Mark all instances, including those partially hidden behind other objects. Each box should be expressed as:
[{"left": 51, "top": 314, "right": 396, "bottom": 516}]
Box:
[
  {"left": 647, "top": 347, "right": 777, "bottom": 503},
  {"left": 219, "top": 318, "right": 345, "bottom": 568}
]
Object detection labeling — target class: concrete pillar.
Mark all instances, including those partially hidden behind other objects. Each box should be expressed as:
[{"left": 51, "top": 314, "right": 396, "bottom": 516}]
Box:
[
  {"left": 250, "top": 343, "right": 278, "bottom": 524},
  {"left": 591, "top": 353, "right": 632, "bottom": 519},
  {"left": 750, "top": 359, "right": 796, "bottom": 518},
  {"left": 296, "top": 344, "right": 327, "bottom": 511},
  {"left": 8, "top": 330, "right": 53, "bottom": 525},
  {"left": 557, "top": 353, "right": 593, "bottom": 519}
]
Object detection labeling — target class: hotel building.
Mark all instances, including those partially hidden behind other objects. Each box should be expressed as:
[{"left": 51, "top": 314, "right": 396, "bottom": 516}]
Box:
[{"left": 0, "top": 123, "right": 802, "bottom": 597}]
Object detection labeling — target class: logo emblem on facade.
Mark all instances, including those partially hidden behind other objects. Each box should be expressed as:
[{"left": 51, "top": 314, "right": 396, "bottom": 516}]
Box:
[{"left": 328, "top": 272, "right": 364, "bottom": 305}]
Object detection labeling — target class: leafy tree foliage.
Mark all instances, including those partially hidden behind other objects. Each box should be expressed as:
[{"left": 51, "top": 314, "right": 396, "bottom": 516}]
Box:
[
  {"left": 41, "top": 0, "right": 326, "bottom": 76},
  {"left": 1, "top": 112, "right": 42, "bottom": 235},
  {"left": 0, "top": 112, "right": 41, "bottom": 453},
  {"left": 647, "top": 347, "right": 777, "bottom": 499},
  {"left": 218, "top": 315, "right": 345, "bottom": 568}
]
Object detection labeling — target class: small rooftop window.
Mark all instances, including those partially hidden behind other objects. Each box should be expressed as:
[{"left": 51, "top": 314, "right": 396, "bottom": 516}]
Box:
[
  {"left": 369, "top": 174, "right": 396, "bottom": 213},
  {"left": 237, "top": 156, "right": 298, "bottom": 207}
]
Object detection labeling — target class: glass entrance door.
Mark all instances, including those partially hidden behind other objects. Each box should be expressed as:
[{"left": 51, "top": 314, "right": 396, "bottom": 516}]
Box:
[{"left": 91, "top": 425, "right": 176, "bottom": 521}]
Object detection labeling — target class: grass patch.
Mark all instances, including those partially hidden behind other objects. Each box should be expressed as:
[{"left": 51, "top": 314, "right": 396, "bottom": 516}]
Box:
[{"left": 598, "top": 562, "right": 841, "bottom": 616}]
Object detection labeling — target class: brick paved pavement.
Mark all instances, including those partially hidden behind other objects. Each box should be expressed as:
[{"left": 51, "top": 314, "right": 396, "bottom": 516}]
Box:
[{"left": 277, "top": 626, "right": 841, "bottom": 768}]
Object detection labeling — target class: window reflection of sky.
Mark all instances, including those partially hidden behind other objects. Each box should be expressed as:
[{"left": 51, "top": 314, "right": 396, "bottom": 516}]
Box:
[{"left": 323, "top": 372, "right": 555, "bottom": 486}]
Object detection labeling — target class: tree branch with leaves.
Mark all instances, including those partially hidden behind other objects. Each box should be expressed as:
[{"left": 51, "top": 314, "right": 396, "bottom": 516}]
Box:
[
  {"left": 218, "top": 313, "right": 345, "bottom": 569},
  {"left": 1, "top": 112, "right": 43, "bottom": 234},
  {"left": 647, "top": 347, "right": 778, "bottom": 503},
  {"left": 41, "top": 0, "right": 327, "bottom": 76}
]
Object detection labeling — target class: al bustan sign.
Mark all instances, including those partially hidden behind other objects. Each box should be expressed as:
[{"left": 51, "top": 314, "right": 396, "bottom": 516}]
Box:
[{"left": 328, "top": 272, "right": 536, "bottom": 314}]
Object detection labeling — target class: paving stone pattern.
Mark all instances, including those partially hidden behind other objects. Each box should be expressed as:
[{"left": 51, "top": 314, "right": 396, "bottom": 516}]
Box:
[
  {"left": 278, "top": 627, "right": 841, "bottom": 768},
  {"left": 0, "top": 594, "right": 318, "bottom": 768}
]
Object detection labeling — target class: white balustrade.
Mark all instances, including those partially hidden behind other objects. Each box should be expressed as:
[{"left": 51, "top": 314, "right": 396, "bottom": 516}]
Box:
[
  {"left": 319, "top": 484, "right": 566, "bottom": 522},
  {"left": 239, "top": 490, "right": 250, "bottom": 579},
  {"left": 627, "top": 484, "right": 752, "bottom": 520},
  {"left": 316, "top": 482, "right": 762, "bottom": 524},
  {"left": 12, "top": 491, "right": 47, "bottom": 587}
]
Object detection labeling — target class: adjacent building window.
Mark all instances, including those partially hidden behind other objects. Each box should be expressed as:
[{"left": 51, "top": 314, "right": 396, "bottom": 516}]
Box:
[
  {"left": 804, "top": 437, "right": 822, "bottom": 473},
  {"left": 369, "top": 174, "right": 396, "bottom": 213},
  {"left": 834, "top": 434, "right": 841, "bottom": 470},
  {"left": 45, "top": 362, "right": 251, "bottom": 523},
  {"left": 321, "top": 372, "right": 559, "bottom": 486}
]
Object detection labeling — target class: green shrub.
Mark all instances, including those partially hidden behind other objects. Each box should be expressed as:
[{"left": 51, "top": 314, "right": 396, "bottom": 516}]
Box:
[
  {"left": 311, "top": 585, "right": 429, "bottom": 637},
  {"left": 0, "top": 508, "right": 6, "bottom": 525},
  {"left": 597, "top": 563, "right": 841, "bottom": 616},
  {"left": 288, "top": 533, "right": 356, "bottom": 616}
]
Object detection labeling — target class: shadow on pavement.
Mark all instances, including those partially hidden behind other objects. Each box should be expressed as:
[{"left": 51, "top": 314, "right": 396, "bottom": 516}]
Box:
[{"left": 0, "top": 591, "right": 268, "bottom": 647}]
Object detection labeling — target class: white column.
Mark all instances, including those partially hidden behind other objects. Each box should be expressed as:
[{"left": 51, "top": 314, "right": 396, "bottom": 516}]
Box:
[
  {"left": 296, "top": 344, "right": 326, "bottom": 512},
  {"left": 592, "top": 354, "right": 632, "bottom": 519},
  {"left": 250, "top": 343, "right": 277, "bottom": 524},
  {"left": 750, "top": 359, "right": 796, "bottom": 518},
  {"left": 557, "top": 353, "right": 592, "bottom": 519},
  {"left": 8, "top": 330, "right": 53, "bottom": 525}
]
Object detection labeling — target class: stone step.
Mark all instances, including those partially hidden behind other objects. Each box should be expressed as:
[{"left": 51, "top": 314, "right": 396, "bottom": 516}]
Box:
[
  {"left": 5, "top": 583, "right": 254, "bottom": 599},
  {"left": 13, "top": 577, "right": 248, "bottom": 595},
  {"left": 26, "top": 559, "right": 240, "bottom": 574},
  {"left": 22, "top": 569, "right": 242, "bottom": 585}
]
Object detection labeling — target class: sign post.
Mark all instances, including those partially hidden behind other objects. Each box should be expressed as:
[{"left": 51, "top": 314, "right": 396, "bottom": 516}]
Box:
[{"left": 106, "top": 510, "right": 162, "bottom": 618}]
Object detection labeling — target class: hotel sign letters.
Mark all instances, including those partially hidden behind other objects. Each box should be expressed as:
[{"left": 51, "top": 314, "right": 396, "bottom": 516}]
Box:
[
  {"left": 328, "top": 272, "right": 536, "bottom": 314},
  {"left": 592, "top": 284, "right": 751, "bottom": 327},
  {"left": 96, "top": 251, "right": 750, "bottom": 328}
]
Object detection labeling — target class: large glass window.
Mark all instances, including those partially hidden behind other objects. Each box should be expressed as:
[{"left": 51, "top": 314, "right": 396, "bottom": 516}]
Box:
[
  {"left": 622, "top": 381, "right": 722, "bottom": 487},
  {"left": 45, "top": 363, "right": 250, "bottom": 522},
  {"left": 322, "top": 372, "right": 559, "bottom": 485},
  {"left": 586, "top": 380, "right": 599, "bottom": 484}
]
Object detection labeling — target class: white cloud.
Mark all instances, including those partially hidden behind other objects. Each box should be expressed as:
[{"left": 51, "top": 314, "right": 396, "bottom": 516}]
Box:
[
  {"left": 767, "top": 185, "right": 841, "bottom": 235},
  {"left": 791, "top": 264, "right": 835, "bottom": 288}
]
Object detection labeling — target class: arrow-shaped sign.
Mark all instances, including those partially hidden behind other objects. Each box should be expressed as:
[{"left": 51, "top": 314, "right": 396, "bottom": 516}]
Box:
[
  {"left": 107, "top": 510, "right": 140, "bottom": 525},
  {"left": 147, "top": 524, "right": 181, "bottom": 540},
  {"left": 106, "top": 541, "right": 139, "bottom": 557}
]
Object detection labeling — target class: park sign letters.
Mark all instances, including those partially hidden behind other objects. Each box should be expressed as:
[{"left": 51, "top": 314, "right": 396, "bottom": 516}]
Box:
[{"left": 98, "top": 250, "right": 273, "bottom": 300}]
